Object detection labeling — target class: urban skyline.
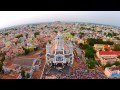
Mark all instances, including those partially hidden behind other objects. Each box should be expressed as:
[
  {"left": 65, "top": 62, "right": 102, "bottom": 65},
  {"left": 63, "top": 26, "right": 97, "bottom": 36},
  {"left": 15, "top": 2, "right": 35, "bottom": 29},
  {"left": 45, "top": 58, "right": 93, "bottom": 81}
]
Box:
[{"left": 0, "top": 11, "right": 120, "bottom": 29}]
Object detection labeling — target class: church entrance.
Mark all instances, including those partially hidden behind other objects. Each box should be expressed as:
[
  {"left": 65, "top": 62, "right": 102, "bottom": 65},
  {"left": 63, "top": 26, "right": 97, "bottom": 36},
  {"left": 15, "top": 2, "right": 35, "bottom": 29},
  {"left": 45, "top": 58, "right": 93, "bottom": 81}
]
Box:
[{"left": 56, "top": 63, "right": 63, "bottom": 67}]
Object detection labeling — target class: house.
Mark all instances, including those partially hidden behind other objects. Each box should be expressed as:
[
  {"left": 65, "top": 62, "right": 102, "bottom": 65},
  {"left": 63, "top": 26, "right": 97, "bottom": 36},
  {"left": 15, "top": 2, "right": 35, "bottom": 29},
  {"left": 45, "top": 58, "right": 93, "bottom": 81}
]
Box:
[
  {"left": 3, "top": 64, "right": 21, "bottom": 73},
  {"left": 45, "top": 75, "right": 57, "bottom": 79},
  {"left": 94, "top": 44, "right": 104, "bottom": 51},
  {"left": 2, "top": 71, "right": 22, "bottom": 79},
  {"left": 104, "top": 65, "right": 120, "bottom": 78},
  {"left": 96, "top": 51, "right": 120, "bottom": 65},
  {"left": 94, "top": 44, "right": 114, "bottom": 51},
  {"left": 12, "top": 57, "right": 41, "bottom": 78},
  {"left": 0, "top": 43, "right": 5, "bottom": 53},
  {"left": 113, "top": 40, "right": 120, "bottom": 45}
]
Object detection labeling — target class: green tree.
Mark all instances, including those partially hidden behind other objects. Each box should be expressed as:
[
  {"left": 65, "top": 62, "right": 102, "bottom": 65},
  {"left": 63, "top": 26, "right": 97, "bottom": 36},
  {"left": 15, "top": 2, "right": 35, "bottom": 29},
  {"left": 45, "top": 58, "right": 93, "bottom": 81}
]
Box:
[
  {"left": 85, "top": 50, "right": 94, "bottom": 58},
  {"left": 112, "top": 32, "right": 118, "bottom": 36},
  {"left": 107, "top": 33, "right": 112, "bottom": 37},
  {"left": 26, "top": 73, "right": 30, "bottom": 79},
  {"left": 104, "top": 41, "right": 114, "bottom": 45},
  {"left": 79, "top": 43, "right": 83, "bottom": 48},
  {"left": 104, "top": 62, "right": 112, "bottom": 68},
  {"left": 104, "top": 32, "right": 106, "bottom": 35},
  {"left": 86, "top": 58, "right": 97, "bottom": 69},
  {"left": 34, "top": 32, "right": 40, "bottom": 38},
  {"left": 4, "top": 32, "right": 8, "bottom": 35},
  {"left": 48, "top": 40, "right": 51, "bottom": 44},
  {"left": 79, "top": 32, "right": 84, "bottom": 35},
  {"left": 22, "top": 47, "right": 30, "bottom": 55},
  {"left": 0, "top": 63, "right": 3, "bottom": 72},
  {"left": 113, "top": 61, "right": 120, "bottom": 66},
  {"left": 21, "top": 70, "right": 25, "bottom": 78},
  {"left": 34, "top": 47, "right": 38, "bottom": 51},
  {"left": 71, "top": 33, "right": 75, "bottom": 36},
  {"left": 64, "top": 28, "right": 67, "bottom": 31},
  {"left": 114, "top": 45, "right": 120, "bottom": 51},
  {"left": 117, "top": 55, "right": 120, "bottom": 59},
  {"left": 105, "top": 48, "right": 108, "bottom": 51},
  {"left": 16, "top": 34, "right": 23, "bottom": 38},
  {"left": 54, "top": 31, "right": 57, "bottom": 33}
]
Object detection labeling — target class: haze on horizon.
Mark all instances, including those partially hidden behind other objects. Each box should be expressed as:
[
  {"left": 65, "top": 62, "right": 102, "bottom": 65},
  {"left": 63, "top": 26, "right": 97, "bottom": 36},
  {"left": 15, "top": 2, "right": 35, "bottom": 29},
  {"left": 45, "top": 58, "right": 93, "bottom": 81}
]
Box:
[{"left": 0, "top": 11, "right": 120, "bottom": 29}]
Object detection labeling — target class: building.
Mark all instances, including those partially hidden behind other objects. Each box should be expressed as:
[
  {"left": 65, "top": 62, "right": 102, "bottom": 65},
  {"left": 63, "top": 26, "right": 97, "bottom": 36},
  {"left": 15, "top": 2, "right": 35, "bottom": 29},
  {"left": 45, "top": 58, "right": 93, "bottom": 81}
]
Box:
[
  {"left": 94, "top": 44, "right": 114, "bottom": 51},
  {"left": 96, "top": 51, "right": 120, "bottom": 65},
  {"left": 104, "top": 65, "right": 120, "bottom": 78},
  {"left": 46, "top": 32, "right": 74, "bottom": 69},
  {"left": 2, "top": 71, "right": 22, "bottom": 79},
  {"left": 12, "top": 58, "right": 40, "bottom": 78},
  {"left": 94, "top": 44, "right": 104, "bottom": 51},
  {"left": 3, "top": 64, "right": 21, "bottom": 73}
]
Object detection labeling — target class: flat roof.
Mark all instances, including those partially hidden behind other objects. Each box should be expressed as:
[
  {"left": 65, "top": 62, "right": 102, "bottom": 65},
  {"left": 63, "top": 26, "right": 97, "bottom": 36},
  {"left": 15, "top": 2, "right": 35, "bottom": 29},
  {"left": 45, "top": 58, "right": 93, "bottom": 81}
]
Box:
[
  {"left": 13, "top": 58, "right": 36, "bottom": 66},
  {"left": 99, "top": 51, "right": 120, "bottom": 55},
  {"left": 2, "top": 72, "right": 20, "bottom": 79}
]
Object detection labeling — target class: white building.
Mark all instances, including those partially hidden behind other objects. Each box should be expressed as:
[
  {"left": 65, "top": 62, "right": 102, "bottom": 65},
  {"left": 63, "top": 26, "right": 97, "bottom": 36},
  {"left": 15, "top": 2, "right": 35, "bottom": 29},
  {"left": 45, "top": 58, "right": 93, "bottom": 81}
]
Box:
[{"left": 46, "top": 32, "right": 74, "bottom": 68}]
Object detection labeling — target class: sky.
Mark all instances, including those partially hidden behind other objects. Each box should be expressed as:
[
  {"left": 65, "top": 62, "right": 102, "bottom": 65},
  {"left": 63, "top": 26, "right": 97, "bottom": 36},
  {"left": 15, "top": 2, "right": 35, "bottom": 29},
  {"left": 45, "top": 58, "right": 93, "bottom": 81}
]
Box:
[{"left": 0, "top": 11, "right": 120, "bottom": 29}]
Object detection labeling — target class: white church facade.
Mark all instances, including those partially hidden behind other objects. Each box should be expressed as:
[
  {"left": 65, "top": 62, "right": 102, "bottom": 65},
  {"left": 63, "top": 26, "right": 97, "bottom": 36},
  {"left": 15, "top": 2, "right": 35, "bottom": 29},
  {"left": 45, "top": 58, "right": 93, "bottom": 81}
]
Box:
[{"left": 46, "top": 32, "right": 74, "bottom": 69}]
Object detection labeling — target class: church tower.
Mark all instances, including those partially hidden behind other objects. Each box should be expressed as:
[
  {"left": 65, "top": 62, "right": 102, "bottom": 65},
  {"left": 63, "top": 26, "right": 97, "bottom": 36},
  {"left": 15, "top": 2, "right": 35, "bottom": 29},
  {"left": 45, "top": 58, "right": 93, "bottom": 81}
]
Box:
[{"left": 55, "top": 31, "right": 64, "bottom": 50}]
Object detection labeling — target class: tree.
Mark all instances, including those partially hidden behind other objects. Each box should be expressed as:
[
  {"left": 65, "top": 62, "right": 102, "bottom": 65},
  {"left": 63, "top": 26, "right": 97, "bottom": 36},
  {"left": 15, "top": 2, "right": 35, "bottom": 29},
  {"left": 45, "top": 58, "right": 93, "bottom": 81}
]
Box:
[
  {"left": 114, "top": 45, "right": 120, "bottom": 51},
  {"left": 114, "top": 61, "right": 120, "bottom": 66},
  {"left": 26, "top": 73, "right": 30, "bottom": 79},
  {"left": 104, "top": 62, "right": 112, "bottom": 68},
  {"left": 87, "top": 38, "right": 114, "bottom": 46},
  {"left": 85, "top": 50, "right": 94, "bottom": 58},
  {"left": 79, "top": 43, "right": 83, "bottom": 48},
  {"left": 112, "top": 32, "right": 118, "bottom": 36},
  {"left": 34, "top": 32, "right": 39, "bottom": 38},
  {"left": 0, "top": 63, "right": 3, "bottom": 72},
  {"left": 71, "top": 33, "right": 75, "bottom": 36},
  {"left": 48, "top": 40, "right": 51, "bottom": 44},
  {"left": 22, "top": 47, "right": 30, "bottom": 55},
  {"left": 15, "top": 34, "right": 23, "bottom": 39},
  {"left": 53, "top": 31, "right": 57, "bottom": 33},
  {"left": 86, "top": 58, "right": 97, "bottom": 69},
  {"left": 79, "top": 32, "right": 84, "bottom": 35},
  {"left": 104, "top": 48, "right": 108, "bottom": 51},
  {"left": 107, "top": 33, "right": 112, "bottom": 37},
  {"left": 82, "top": 44, "right": 90, "bottom": 49},
  {"left": 117, "top": 55, "right": 120, "bottom": 59},
  {"left": 104, "top": 32, "right": 106, "bottom": 35},
  {"left": 104, "top": 41, "right": 114, "bottom": 45},
  {"left": 4, "top": 32, "right": 8, "bottom": 35},
  {"left": 34, "top": 47, "right": 38, "bottom": 51},
  {"left": 21, "top": 70, "right": 25, "bottom": 78},
  {"left": 80, "top": 27, "right": 85, "bottom": 30},
  {"left": 64, "top": 28, "right": 67, "bottom": 31}
]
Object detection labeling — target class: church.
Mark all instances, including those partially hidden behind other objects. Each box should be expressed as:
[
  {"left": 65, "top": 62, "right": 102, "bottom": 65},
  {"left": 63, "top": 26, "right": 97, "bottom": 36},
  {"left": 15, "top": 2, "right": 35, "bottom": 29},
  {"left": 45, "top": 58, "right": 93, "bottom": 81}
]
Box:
[{"left": 46, "top": 32, "right": 74, "bottom": 69}]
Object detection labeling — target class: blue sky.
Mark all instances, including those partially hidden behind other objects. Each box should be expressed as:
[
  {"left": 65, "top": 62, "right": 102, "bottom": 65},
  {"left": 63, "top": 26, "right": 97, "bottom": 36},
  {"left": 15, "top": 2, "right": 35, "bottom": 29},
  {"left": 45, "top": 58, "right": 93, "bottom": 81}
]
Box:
[{"left": 0, "top": 11, "right": 120, "bottom": 29}]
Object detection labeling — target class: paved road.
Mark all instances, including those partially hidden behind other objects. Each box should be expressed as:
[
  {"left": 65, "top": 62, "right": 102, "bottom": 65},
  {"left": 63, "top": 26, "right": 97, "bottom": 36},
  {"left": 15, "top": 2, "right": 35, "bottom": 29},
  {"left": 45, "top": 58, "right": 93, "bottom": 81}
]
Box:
[
  {"left": 40, "top": 62, "right": 46, "bottom": 79},
  {"left": 73, "top": 43, "right": 82, "bottom": 57}
]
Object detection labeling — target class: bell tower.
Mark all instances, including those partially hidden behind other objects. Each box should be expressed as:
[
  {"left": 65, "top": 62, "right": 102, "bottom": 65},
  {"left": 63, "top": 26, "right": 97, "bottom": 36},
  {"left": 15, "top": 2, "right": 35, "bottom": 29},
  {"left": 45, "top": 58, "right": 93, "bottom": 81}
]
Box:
[{"left": 55, "top": 32, "right": 64, "bottom": 50}]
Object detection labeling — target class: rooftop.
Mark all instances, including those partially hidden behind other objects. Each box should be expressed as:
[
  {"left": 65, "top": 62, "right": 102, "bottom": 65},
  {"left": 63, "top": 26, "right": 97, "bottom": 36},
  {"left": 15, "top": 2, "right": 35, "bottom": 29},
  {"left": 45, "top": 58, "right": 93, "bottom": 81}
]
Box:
[
  {"left": 99, "top": 51, "right": 120, "bottom": 55},
  {"left": 2, "top": 72, "right": 20, "bottom": 79},
  {"left": 109, "top": 65, "right": 120, "bottom": 71},
  {"left": 21, "top": 67, "right": 31, "bottom": 72},
  {"left": 5, "top": 64, "right": 20, "bottom": 70},
  {"left": 13, "top": 58, "right": 36, "bottom": 67}
]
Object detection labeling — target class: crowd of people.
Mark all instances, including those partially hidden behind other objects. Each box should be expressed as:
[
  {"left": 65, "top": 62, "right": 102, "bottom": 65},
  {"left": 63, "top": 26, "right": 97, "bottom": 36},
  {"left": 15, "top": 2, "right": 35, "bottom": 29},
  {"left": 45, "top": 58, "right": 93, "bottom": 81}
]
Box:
[{"left": 57, "top": 60, "right": 107, "bottom": 79}]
